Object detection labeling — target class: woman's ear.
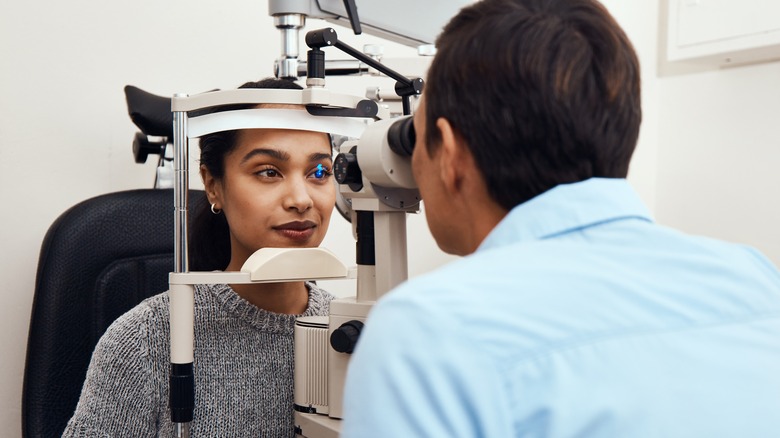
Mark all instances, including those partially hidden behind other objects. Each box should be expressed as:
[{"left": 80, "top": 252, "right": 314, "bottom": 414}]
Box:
[{"left": 200, "top": 164, "right": 220, "bottom": 206}]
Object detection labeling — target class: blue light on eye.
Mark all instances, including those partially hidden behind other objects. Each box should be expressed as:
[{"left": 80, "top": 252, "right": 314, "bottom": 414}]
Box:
[{"left": 315, "top": 164, "right": 326, "bottom": 178}]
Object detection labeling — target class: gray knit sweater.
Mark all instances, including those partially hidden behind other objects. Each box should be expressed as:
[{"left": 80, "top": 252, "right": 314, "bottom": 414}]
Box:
[{"left": 63, "top": 282, "right": 334, "bottom": 437}]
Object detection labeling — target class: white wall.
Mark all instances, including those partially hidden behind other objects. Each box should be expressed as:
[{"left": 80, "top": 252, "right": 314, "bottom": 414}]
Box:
[
  {"left": 654, "top": 0, "right": 780, "bottom": 263},
  {"left": 1, "top": 0, "right": 777, "bottom": 436},
  {"left": 656, "top": 62, "right": 780, "bottom": 262}
]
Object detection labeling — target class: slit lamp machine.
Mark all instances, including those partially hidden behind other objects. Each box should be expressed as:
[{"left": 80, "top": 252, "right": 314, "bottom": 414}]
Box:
[{"left": 162, "top": 1, "right": 471, "bottom": 437}]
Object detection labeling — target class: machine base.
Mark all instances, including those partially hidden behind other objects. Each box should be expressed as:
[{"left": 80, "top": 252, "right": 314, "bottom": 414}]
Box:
[{"left": 294, "top": 411, "right": 342, "bottom": 438}]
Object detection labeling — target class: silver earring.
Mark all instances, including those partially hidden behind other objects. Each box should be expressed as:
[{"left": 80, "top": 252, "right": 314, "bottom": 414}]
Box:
[{"left": 210, "top": 203, "right": 222, "bottom": 215}]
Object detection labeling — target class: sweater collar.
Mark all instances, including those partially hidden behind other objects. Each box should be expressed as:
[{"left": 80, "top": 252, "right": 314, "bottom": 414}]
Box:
[{"left": 198, "top": 282, "right": 331, "bottom": 334}]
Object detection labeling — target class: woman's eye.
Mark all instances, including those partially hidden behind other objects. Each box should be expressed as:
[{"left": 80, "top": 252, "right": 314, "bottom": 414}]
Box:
[
  {"left": 310, "top": 163, "right": 332, "bottom": 180},
  {"left": 256, "top": 168, "right": 280, "bottom": 178}
]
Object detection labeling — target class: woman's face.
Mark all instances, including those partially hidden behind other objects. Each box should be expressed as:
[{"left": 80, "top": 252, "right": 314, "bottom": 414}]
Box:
[{"left": 207, "top": 128, "right": 336, "bottom": 267}]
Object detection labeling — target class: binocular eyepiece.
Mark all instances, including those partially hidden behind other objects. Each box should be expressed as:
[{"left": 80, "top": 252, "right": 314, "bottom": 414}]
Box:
[
  {"left": 386, "top": 115, "right": 416, "bottom": 157},
  {"left": 333, "top": 114, "right": 418, "bottom": 193}
]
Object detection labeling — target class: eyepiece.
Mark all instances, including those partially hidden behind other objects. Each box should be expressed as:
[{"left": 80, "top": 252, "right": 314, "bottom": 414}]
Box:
[{"left": 386, "top": 116, "right": 415, "bottom": 157}]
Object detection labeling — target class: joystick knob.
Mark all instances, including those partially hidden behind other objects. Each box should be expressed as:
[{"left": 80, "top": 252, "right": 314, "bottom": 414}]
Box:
[{"left": 330, "top": 320, "right": 364, "bottom": 354}]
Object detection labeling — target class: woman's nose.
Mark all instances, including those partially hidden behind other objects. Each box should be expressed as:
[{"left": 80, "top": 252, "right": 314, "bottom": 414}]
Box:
[{"left": 283, "top": 178, "right": 314, "bottom": 213}]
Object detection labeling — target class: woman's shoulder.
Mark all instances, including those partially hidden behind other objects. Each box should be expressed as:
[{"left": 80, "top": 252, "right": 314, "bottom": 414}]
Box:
[
  {"left": 84, "top": 291, "right": 173, "bottom": 378},
  {"left": 100, "top": 291, "right": 170, "bottom": 344},
  {"left": 127, "top": 290, "right": 170, "bottom": 319},
  {"left": 106, "top": 285, "right": 220, "bottom": 332}
]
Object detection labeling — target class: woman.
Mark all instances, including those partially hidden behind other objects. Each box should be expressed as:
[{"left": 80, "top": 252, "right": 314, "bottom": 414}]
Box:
[{"left": 63, "top": 78, "right": 337, "bottom": 437}]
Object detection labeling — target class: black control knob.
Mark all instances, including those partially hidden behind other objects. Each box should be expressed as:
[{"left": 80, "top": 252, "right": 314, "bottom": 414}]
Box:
[
  {"left": 132, "top": 132, "right": 165, "bottom": 164},
  {"left": 330, "top": 320, "right": 364, "bottom": 354},
  {"left": 333, "top": 151, "right": 363, "bottom": 192},
  {"left": 305, "top": 27, "right": 338, "bottom": 49}
]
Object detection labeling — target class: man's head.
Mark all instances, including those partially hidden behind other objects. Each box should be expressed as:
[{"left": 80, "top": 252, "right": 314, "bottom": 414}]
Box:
[{"left": 422, "top": 0, "right": 641, "bottom": 212}]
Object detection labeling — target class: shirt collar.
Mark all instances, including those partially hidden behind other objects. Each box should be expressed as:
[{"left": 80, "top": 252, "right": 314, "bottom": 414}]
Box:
[{"left": 479, "top": 178, "right": 654, "bottom": 251}]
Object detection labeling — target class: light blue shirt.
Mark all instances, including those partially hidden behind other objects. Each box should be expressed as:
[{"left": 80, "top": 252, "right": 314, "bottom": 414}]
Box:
[{"left": 342, "top": 178, "right": 780, "bottom": 438}]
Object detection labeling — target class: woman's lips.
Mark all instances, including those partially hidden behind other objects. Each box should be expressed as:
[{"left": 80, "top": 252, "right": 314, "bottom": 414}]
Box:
[{"left": 274, "top": 221, "right": 316, "bottom": 242}]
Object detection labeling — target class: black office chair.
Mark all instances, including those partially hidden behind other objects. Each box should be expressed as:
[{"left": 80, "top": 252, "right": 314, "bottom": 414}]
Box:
[{"left": 22, "top": 188, "right": 206, "bottom": 437}]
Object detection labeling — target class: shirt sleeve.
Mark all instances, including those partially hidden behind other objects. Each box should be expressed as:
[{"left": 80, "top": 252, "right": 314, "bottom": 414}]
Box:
[
  {"left": 341, "top": 292, "right": 512, "bottom": 438},
  {"left": 62, "top": 303, "right": 162, "bottom": 438}
]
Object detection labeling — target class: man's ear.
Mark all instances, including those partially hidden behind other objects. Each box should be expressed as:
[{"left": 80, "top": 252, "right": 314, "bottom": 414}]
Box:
[{"left": 435, "top": 117, "right": 470, "bottom": 195}]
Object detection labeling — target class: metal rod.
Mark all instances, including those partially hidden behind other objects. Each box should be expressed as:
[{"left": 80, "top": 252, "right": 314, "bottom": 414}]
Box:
[
  {"left": 297, "top": 59, "right": 368, "bottom": 77},
  {"left": 174, "top": 422, "right": 190, "bottom": 438},
  {"left": 333, "top": 39, "right": 411, "bottom": 86},
  {"left": 275, "top": 14, "right": 305, "bottom": 80},
  {"left": 171, "top": 94, "right": 194, "bottom": 435},
  {"left": 173, "top": 96, "right": 189, "bottom": 273}
]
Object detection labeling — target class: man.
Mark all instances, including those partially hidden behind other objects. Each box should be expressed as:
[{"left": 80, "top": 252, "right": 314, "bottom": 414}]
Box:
[{"left": 341, "top": 0, "right": 780, "bottom": 437}]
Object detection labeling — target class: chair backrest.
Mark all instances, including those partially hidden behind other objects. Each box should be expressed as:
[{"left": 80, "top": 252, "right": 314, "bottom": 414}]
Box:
[{"left": 22, "top": 188, "right": 206, "bottom": 437}]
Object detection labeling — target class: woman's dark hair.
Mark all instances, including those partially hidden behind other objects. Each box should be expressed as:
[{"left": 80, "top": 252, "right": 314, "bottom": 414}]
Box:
[
  {"left": 189, "top": 77, "right": 304, "bottom": 271},
  {"left": 425, "top": 0, "right": 641, "bottom": 210}
]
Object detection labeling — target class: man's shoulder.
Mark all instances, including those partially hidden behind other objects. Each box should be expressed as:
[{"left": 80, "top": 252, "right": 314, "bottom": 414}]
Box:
[
  {"left": 386, "top": 242, "right": 569, "bottom": 301},
  {"left": 377, "top": 228, "right": 780, "bottom": 355}
]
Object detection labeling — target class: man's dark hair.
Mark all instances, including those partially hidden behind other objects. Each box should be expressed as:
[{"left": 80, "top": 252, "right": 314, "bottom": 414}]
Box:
[{"left": 425, "top": 0, "right": 641, "bottom": 210}]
